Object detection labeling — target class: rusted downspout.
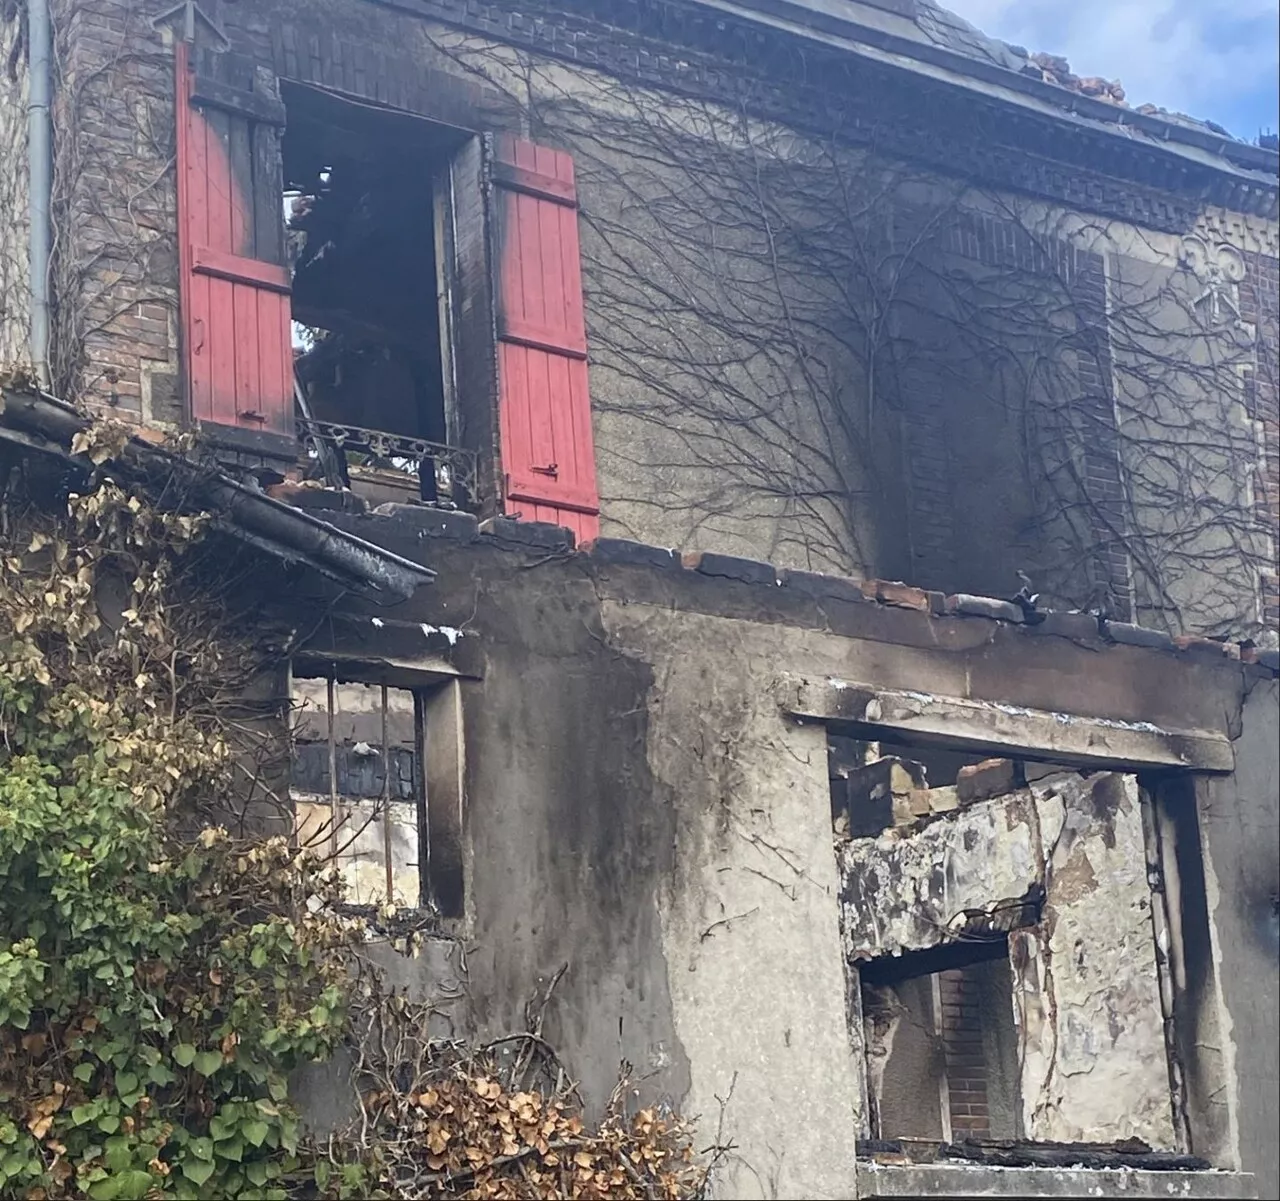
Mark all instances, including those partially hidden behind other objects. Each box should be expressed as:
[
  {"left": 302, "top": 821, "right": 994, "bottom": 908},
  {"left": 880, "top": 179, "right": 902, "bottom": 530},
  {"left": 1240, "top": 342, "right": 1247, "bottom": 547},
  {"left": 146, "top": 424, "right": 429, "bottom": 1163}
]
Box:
[{"left": 27, "top": 0, "right": 52, "bottom": 386}]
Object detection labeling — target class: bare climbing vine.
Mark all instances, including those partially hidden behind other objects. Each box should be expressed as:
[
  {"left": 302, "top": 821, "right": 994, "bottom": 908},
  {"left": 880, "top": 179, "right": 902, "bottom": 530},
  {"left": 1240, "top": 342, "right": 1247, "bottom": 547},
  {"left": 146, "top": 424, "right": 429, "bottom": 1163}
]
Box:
[
  {"left": 1, "top": 5, "right": 1272, "bottom": 638},
  {"left": 433, "top": 31, "right": 1274, "bottom": 639}
]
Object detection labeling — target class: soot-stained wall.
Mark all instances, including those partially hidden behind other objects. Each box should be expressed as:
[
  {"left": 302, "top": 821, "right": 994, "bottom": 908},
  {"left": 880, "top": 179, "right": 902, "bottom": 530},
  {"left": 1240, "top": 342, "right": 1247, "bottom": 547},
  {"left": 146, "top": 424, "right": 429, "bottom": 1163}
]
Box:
[
  {"left": 282, "top": 511, "right": 1272, "bottom": 1197},
  {"left": 1194, "top": 678, "right": 1279, "bottom": 1198}
]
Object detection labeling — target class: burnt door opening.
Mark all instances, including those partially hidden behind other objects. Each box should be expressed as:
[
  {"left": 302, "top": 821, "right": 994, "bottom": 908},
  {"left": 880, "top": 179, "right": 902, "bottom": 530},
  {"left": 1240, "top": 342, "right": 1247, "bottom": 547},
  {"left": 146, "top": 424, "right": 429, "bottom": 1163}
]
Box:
[{"left": 281, "top": 83, "right": 471, "bottom": 507}]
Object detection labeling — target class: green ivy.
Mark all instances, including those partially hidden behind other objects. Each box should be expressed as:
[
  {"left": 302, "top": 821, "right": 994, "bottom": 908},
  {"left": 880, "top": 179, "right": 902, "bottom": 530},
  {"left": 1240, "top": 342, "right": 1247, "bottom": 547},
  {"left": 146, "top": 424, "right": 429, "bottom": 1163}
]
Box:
[{"left": 0, "top": 468, "right": 353, "bottom": 1200}]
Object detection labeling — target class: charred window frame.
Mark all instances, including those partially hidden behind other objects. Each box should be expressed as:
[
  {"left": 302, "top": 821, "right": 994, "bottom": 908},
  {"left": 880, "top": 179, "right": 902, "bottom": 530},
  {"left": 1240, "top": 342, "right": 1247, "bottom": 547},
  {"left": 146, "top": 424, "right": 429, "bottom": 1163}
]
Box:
[
  {"left": 289, "top": 667, "right": 465, "bottom": 919},
  {"left": 280, "top": 81, "right": 482, "bottom": 512},
  {"left": 809, "top": 686, "right": 1232, "bottom": 1171}
]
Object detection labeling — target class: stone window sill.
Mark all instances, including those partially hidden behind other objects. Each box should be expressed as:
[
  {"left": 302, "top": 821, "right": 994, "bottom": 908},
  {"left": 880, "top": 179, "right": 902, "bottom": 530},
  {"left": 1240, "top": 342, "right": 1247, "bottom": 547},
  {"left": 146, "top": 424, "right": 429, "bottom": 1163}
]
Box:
[{"left": 856, "top": 1162, "right": 1253, "bottom": 1199}]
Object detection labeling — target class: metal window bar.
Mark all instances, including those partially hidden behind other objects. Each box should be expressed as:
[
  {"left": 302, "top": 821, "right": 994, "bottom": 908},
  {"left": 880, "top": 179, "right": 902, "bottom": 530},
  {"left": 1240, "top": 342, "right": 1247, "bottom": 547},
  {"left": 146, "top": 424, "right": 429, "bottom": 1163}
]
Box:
[
  {"left": 296, "top": 415, "right": 478, "bottom": 512},
  {"left": 381, "top": 682, "right": 393, "bottom": 904},
  {"left": 327, "top": 675, "right": 338, "bottom": 861},
  {"left": 295, "top": 675, "right": 424, "bottom": 908}
]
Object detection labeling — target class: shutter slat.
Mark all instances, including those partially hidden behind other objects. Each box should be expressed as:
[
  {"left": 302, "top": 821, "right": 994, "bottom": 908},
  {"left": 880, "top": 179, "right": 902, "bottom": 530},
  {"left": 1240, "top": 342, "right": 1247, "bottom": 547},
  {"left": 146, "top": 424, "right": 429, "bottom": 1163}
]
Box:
[
  {"left": 176, "top": 45, "right": 294, "bottom": 441},
  {"left": 192, "top": 247, "right": 290, "bottom": 292},
  {"left": 492, "top": 135, "right": 599, "bottom": 540}
]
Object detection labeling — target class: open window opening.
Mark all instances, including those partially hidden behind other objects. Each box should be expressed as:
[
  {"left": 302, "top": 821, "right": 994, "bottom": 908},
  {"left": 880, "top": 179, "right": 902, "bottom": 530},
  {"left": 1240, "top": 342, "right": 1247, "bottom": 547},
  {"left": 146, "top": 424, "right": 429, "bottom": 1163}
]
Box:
[
  {"left": 289, "top": 668, "right": 465, "bottom": 920},
  {"left": 831, "top": 728, "right": 1217, "bottom": 1181},
  {"left": 281, "top": 83, "right": 476, "bottom": 510},
  {"left": 859, "top": 938, "right": 1024, "bottom": 1145}
]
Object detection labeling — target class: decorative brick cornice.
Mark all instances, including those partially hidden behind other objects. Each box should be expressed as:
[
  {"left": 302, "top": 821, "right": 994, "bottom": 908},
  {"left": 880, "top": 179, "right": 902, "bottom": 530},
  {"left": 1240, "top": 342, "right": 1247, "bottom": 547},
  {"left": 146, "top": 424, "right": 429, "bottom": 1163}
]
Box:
[
  {"left": 1196, "top": 209, "right": 1280, "bottom": 258},
  {"left": 367, "top": 0, "right": 1278, "bottom": 231}
]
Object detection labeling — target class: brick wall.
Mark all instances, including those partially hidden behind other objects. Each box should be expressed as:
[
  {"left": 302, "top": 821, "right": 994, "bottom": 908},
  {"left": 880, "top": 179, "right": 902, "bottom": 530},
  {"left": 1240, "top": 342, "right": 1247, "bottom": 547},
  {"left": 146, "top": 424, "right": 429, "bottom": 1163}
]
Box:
[
  {"left": 51, "top": 0, "right": 182, "bottom": 421},
  {"left": 901, "top": 386, "right": 958, "bottom": 590},
  {"left": 1240, "top": 248, "right": 1280, "bottom": 631},
  {"left": 1071, "top": 249, "right": 1133, "bottom": 621},
  {"left": 939, "top": 967, "right": 991, "bottom": 1139}
]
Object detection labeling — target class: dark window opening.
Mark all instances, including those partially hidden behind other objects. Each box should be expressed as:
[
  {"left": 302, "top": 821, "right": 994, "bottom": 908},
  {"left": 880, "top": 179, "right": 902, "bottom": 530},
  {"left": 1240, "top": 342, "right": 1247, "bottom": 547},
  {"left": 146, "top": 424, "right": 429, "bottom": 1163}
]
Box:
[
  {"left": 860, "top": 941, "right": 1022, "bottom": 1144},
  {"left": 281, "top": 83, "right": 475, "bottom": 510},
  {"left": 290, "top": 669, "right": 466, "bottom": 919}
]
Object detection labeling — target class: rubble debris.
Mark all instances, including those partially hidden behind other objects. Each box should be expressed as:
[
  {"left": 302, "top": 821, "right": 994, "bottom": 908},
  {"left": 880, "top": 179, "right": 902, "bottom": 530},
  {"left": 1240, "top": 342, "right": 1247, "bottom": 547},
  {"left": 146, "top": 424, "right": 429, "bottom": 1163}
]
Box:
[
  {"left": 940, "top": 1137, "right": 1211, "bottom": 1172},
  {"left": 1135, "top": 103, "right": 1234, "bottom": 138},
  {"left": 1029, "top": 51, "right": 1127, "bottom": 106},
  {"left": 834, "top": 751, "right": 1086, "bottom": 841},
  {"left": 955, "top": 758, "right": 1021, "bottom": 803},
  {"left": 837, "top": 756, "right": 928, "bottom": 837},
  {"left": 856, "top": 1136, "right": 1211, "bottom": 1171}
]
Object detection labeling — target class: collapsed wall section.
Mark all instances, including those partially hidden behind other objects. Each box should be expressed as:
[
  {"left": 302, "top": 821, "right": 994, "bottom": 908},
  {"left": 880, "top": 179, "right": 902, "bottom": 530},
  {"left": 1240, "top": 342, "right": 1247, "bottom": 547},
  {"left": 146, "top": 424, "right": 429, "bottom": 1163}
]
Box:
[{"left": 840, "top": 770, "right": 1176, "bottom": 1148}]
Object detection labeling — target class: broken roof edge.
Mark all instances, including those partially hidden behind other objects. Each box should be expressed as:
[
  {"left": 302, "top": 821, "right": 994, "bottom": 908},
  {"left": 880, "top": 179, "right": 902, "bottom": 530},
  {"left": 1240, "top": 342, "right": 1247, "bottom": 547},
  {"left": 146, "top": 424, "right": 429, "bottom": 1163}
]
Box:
[
  {"left": 319, "top": 507, "right": 1280, "bottom": 678},
  {"left": 0, "top": 386, "right": 436, "bottom": 604},
  {"left": 685, "top": 0, "right": 1280, "bottom": 190}
]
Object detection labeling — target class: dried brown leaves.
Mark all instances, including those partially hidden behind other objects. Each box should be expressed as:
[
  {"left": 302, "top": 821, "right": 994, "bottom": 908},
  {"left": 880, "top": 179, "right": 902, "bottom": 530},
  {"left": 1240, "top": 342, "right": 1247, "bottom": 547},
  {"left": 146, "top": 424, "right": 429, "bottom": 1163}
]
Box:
[{"left": 321, "top": 1031, "right": 707, "bottom": 1200}]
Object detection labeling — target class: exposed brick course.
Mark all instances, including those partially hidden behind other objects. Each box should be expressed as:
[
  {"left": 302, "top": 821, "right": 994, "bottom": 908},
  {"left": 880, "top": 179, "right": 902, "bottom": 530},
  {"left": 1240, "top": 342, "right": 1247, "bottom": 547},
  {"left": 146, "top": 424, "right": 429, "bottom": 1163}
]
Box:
[{"left": 939, "top": 968, "right": 991, "bottom": 1139}]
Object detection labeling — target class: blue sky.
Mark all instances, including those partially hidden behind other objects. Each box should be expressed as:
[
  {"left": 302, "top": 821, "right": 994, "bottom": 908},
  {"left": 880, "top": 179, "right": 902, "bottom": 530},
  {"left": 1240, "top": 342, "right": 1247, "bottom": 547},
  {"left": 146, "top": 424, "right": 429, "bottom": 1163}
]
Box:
[{"left": 944, "top": 0, "right": 1280, "bottom": 141}]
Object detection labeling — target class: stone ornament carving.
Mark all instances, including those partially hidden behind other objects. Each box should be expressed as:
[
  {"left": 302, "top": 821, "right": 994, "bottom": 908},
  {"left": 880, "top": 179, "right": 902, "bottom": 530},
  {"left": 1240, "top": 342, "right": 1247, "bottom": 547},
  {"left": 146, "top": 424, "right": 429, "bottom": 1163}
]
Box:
[{"left": 1179, "top": 236, "right": 1246, "bottom": 323}]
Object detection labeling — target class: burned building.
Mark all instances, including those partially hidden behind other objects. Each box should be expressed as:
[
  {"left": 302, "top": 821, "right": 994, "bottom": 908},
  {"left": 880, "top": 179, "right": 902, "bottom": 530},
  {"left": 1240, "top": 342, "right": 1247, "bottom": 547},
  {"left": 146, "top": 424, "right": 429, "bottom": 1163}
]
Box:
[{"left": 0, "top": 0, "right": 1278, "bottom": 1197}]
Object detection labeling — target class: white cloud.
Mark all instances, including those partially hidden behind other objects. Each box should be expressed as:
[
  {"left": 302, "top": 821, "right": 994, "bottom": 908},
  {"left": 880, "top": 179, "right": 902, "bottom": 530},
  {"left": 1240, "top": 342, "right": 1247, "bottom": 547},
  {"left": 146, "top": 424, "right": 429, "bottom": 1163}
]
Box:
[{"left": 944, "top": 0, "right": 1279, "bottom": 131}]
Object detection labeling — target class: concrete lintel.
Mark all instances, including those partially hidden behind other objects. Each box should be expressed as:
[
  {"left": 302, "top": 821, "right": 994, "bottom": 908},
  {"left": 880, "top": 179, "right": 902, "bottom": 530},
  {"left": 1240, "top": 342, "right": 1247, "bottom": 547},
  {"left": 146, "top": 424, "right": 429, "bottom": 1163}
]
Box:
[
  {"left": 292, "top": 652, "right": 467, "bottom": 686},
  {"left": 856, "top": 1163, "right": 1254, "bottom": 1198},
  {"left": 779, "top": 676, "right": 1234, "bottom": 773}
]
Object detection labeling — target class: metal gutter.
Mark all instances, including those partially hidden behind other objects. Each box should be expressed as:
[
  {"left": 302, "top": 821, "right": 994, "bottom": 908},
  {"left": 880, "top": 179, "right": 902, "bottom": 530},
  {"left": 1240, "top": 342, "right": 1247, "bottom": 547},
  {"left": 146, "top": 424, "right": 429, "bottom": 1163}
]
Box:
[{"left": 0, "top": 387, "right": 436, "bottom": 603}]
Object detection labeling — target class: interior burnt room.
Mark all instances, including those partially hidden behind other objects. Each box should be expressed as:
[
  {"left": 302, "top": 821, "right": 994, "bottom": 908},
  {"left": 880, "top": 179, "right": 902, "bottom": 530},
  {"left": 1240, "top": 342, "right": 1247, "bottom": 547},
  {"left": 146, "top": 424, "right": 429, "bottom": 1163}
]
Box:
[
  {"left": 830, "top": 728, "right": 1209, "bottom": 1172},
  {"left": 281, "top": 83, "right": 468, "bottom": 507}
]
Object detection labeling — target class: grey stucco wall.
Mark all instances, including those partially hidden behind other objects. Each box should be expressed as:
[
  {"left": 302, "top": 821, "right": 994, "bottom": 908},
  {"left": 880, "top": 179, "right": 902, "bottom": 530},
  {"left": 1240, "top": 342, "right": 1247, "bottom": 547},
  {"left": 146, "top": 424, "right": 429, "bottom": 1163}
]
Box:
[
  {"left": 1197, "top": 677, "right": 1279, "bottom": 1197},
  {"left": 1108, "top": 249, "right": 1268, "bottom": 639},
  {"left": 598, "top": 601, "right": 862, "bottom": 1198},
  {"left": 281, "top": 504, "right": 1268, "bottom": 1199},
  {"left": 454, "top": 575, "right": 695, "bottom": 1129}
]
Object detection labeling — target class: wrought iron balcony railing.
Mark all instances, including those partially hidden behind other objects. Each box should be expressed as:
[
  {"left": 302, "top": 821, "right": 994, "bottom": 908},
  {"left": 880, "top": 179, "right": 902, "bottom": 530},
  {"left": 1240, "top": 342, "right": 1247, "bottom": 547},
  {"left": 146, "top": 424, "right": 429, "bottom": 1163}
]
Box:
[{"left": 296, "top": 417, "right": 478, "bottom": 512}]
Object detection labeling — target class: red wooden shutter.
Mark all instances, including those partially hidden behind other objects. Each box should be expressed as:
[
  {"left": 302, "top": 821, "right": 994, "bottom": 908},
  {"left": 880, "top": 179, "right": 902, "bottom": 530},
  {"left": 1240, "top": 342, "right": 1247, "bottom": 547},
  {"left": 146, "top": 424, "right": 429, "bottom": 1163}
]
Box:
[
  {"left": 176, "top": 45, "right": 293, "bottom": 440},
  {"left": 492, "top": 136, "right": 600, "bottom": 541}
]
